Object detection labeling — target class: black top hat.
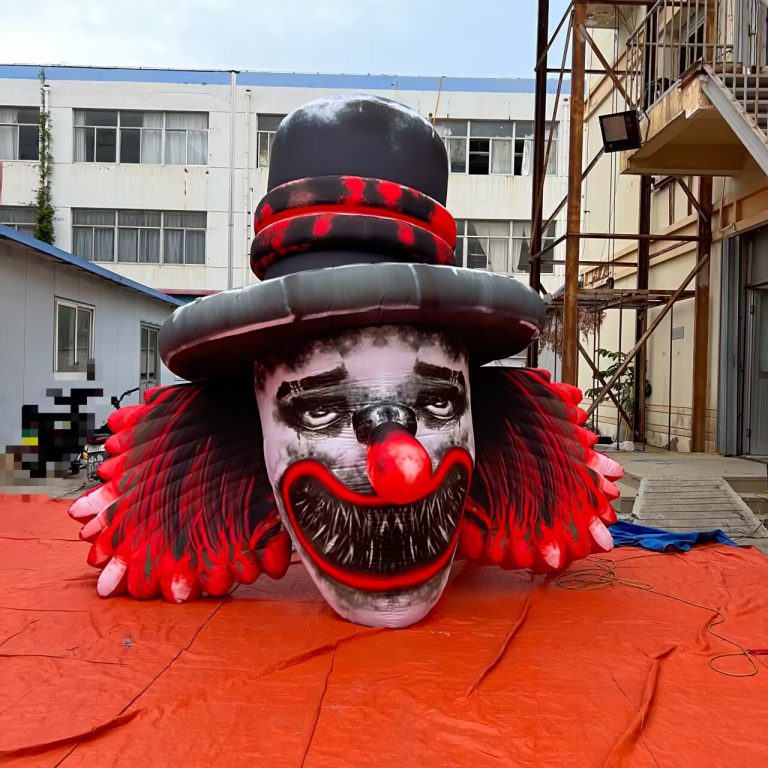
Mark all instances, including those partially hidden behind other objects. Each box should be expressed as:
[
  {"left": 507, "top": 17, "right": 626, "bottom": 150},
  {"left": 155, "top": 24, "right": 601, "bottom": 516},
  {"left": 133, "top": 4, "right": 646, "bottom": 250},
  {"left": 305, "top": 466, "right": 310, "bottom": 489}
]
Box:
[{"left": 160, "top": 95, "right": 545, "bottom": 380}]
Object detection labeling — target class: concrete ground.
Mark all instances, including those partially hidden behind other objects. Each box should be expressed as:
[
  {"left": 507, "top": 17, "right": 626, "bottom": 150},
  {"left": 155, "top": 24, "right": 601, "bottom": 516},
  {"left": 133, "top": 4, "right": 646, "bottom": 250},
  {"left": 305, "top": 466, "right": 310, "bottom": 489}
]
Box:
[
  {"left": 0, "top": 474, "right": 90, "bottom": 500},
  {"left": 608, "top": 448, "right": 768, "bottom": 554}
]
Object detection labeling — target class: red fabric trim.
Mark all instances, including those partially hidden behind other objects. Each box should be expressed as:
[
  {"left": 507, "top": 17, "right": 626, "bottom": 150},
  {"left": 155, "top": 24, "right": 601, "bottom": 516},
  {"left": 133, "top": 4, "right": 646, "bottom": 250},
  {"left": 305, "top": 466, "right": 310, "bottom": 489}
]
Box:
[{"left": 256, "top": 203, "right": 457, "bottom": 249}]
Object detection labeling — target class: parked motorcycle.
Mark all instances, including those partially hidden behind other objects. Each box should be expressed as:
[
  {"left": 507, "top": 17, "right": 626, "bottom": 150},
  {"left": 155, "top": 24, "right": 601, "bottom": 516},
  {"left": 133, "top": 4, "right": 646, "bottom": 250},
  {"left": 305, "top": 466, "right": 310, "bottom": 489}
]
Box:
[{"left": 79, "top": 387, "right": 140, "bottom": 483}]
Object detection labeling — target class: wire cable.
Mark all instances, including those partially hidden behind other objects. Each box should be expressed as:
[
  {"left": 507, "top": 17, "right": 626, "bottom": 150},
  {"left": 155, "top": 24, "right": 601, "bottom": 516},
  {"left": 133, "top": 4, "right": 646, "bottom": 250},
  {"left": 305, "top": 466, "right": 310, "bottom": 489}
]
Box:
[{"left": 555, "top": 552, "right": 763, "bottom": 678}]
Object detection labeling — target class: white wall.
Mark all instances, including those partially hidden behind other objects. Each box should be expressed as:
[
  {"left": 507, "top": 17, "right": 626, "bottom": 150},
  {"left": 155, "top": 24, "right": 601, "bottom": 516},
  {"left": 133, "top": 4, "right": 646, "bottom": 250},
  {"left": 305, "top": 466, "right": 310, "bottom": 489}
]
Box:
[
  {"left": 0, "top": 72, "right": 569, "bottom": 294},
  {"left": 0, "top": 239, "right": 177, "bottom": 476}
]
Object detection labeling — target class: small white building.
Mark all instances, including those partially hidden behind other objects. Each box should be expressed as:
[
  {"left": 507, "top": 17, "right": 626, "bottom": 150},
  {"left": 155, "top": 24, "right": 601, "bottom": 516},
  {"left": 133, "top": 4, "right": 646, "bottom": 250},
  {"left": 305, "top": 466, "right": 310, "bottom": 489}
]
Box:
[
  {"left": 0, "top": 65, "right": 569, "bottom": 302},
  {"left": 0, "top": 224, "right": 179, "bottom": 480}
]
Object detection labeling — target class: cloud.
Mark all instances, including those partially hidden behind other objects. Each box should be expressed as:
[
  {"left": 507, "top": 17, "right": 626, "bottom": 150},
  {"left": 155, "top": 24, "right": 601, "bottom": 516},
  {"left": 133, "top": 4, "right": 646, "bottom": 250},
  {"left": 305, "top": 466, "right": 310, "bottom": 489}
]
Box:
[{"left": 0, "top": 0, "right": 568, "bottom": 77}]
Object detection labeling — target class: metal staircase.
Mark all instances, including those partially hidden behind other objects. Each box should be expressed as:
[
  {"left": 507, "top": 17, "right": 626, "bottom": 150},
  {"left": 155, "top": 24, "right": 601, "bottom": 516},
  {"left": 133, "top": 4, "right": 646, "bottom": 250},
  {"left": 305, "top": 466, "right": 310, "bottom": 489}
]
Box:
[
  {"left": 626, "top": 0, "right": 768, "bottom": 175},
  {"left": 702, "top": 66, "right": 768, "bottom": 174}
]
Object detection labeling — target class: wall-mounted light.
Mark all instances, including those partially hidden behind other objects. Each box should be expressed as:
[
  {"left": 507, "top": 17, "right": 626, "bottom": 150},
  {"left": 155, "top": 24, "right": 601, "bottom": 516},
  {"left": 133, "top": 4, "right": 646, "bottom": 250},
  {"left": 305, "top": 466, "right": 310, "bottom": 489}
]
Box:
[{"left": 599, "top": 110, "right": 642, "bottom": 152}]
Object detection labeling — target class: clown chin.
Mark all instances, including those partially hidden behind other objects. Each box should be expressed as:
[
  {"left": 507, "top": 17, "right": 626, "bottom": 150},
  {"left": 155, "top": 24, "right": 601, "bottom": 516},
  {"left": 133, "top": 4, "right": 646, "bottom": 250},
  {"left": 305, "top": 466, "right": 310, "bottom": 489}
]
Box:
[{"left": 302, "top": 549, "right": 455, "bottom": 628}]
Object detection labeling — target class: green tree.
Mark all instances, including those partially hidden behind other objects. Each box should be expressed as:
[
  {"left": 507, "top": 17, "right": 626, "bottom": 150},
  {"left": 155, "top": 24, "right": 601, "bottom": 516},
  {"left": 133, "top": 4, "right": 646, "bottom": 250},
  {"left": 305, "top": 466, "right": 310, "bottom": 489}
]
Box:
[{"left": 33, "top": 68, "right": 54, "bottom": 244}]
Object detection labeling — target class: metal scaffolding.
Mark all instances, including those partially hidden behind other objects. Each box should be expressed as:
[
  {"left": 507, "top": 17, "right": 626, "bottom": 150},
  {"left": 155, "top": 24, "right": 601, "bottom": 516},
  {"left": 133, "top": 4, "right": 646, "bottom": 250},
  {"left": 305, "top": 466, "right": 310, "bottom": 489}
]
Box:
[{"left": 528, "top": 0, "right": 713, "bottom": 451}]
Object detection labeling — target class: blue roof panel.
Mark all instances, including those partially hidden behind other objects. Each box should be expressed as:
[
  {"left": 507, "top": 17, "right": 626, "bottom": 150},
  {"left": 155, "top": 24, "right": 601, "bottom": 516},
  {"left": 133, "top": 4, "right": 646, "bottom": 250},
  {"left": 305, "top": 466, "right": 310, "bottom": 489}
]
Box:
[{"left": 0, "top": 65, "right": 568, "bottom": 94}]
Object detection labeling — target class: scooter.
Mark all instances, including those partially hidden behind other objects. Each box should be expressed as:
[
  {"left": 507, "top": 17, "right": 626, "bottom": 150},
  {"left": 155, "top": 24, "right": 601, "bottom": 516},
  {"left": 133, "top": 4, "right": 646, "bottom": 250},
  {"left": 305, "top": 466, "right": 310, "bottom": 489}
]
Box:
[{"left": 80, "top": 387, "right": 140, "bottom": 483}]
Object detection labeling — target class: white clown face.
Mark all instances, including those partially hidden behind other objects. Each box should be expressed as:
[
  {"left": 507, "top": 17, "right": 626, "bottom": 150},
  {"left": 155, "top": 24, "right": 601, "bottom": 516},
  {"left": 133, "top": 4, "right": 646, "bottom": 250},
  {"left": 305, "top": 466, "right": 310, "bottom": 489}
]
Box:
[{"left": 254, "top": 325, "right": 474, "bottom": 628}]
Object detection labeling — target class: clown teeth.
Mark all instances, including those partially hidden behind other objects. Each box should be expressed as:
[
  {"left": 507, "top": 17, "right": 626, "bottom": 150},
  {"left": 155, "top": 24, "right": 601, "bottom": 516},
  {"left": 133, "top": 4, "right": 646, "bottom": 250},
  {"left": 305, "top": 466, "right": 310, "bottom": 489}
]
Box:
[{"left": 288, "top": 464, "right": 469, "bottom": 574}]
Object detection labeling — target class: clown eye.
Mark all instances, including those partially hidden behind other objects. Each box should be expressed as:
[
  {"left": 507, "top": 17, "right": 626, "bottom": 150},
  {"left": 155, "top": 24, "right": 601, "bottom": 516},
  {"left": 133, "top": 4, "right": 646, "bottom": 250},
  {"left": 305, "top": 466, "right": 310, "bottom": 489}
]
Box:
[
  {"left": 424, "top": 398, "right": 455, "bottom": 419},
  {"left": 300, "top": 407, "right": 342, "bottom": 430}
]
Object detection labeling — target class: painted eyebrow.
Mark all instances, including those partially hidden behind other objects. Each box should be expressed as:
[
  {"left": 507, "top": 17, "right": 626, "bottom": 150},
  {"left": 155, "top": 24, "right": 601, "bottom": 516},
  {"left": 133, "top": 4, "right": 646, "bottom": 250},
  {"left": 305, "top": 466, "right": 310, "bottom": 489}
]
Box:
[
  {"left": 412, "top": 361, "right": 466, "bottom": 389},
  {"left": 276, "top": 366, "right": 349, "bottom": 401}
]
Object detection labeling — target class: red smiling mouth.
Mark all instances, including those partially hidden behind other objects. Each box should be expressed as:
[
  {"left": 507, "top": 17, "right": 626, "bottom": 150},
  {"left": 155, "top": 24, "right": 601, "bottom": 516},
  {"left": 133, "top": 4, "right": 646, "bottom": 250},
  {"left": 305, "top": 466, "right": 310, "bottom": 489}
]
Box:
[{"left": 280, "top": 448, "right": 472, "bottom": 592}]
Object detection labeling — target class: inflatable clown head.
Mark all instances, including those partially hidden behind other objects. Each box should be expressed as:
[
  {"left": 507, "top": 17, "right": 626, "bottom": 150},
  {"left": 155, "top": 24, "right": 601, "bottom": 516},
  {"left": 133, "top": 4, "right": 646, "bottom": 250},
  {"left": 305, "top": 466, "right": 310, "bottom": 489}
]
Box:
[{"left": 68, "top": 95, "right": 621, "bottom": 629}]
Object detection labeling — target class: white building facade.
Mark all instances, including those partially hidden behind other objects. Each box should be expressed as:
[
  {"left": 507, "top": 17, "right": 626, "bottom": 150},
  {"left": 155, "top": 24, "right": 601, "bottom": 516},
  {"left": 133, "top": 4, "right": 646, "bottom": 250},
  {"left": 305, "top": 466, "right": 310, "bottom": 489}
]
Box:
[{"left": 0, "top": 66, "right": 569, "bottom": 302}]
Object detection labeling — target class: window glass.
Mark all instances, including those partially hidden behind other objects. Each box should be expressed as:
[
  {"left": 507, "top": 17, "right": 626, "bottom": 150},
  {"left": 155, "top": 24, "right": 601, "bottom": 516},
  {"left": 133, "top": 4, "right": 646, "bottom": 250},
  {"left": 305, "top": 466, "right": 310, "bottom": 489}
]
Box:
[
  {"left": 120, "top": 111, "right": 144, "bottom": 128},
  {"left": 75, "top": 308, "right": 92, "bottom": 370},
  {"left": 163, "top": 229, "right": 184, "bottom": 264},
  {"left": 120, "top": 128, "right": 141, "bottom": 163},
  {"left": 140, "top": 228, "right": 161, "bottom": 263},
  {"left": 187, "top": 130, "right": 208, "bottom": 165},
  {"left": 119, "top": 210, "right": 160, "bottom": 227},
  {"left": 490, "top": 140, "right": 512, "bottom": 174},
  {"left": 0, "top": 107, "right": 40, "bottom": 160},
  {"left": 83, "top": 110, "right": 118, "bottom": 127},
  {"left": 470, "top": 120, "right": 513, "bottom": 138},
  {"left": 95, "top": 128, "right": 117, "bottom": 162},
  {"left": 74, "top": 209, "right": 115, "bottom": 226},
  {"left": 166, "top": 112, "right": 208, "bottom": 130},
  {"left": 164, "top": 130, "right": 186, "bottom": 164},
  {"left": 117, "top": 228, "right": 139, "bottom": 262},
  {"left": 93, "top": 228, "right": 115, "bottom": 261},
  {"left": 56, "top": 304, "right": 77, "bottom": 372},
  {"left": 72, "top": 228, "right": 93, "bottom": 261},
  {"left": 468, "top": 138, "right": 490, "bottom": 174},
  {"left": 257, "top": 114, "right": 283, "bottom": 132},
  {"left": 141, "top": 129, "right": 162, "bottom": 163},
  {"left": 185, "top": 230, "right": 206, "bottom": 264},
  {"left": 433, "top": 119, "right": 467, "bottom": 138}
]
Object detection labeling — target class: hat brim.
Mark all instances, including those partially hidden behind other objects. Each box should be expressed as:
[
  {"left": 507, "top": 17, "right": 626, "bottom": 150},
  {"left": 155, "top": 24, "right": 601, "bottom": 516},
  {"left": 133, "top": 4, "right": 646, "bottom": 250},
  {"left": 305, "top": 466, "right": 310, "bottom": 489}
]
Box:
[{"left": 159, "top": 263, "right": 545, "bottom": 381}]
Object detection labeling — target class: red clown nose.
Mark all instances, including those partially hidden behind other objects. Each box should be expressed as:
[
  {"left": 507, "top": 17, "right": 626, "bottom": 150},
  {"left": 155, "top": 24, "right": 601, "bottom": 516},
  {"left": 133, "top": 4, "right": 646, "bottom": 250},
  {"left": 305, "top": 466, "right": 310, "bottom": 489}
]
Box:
[{"left": 366, "top": 423, "right": 433, "bottom": 504}]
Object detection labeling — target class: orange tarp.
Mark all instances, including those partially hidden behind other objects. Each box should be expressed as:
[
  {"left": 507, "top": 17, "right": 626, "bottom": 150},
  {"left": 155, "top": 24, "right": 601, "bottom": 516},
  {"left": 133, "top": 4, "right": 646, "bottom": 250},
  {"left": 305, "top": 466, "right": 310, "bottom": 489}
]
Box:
[{"left": 1, "top": 493, "right": 768, "bottom": 768}]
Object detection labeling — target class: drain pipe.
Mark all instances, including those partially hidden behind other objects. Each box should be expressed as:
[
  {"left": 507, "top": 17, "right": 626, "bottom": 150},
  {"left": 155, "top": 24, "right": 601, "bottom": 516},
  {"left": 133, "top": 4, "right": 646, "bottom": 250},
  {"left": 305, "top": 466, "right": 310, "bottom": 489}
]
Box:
[
  {"left": 243, "top": 88, "right": 252, "bottom": 288},
  {"left": 227, "top": 70, "right": 238, "bottom": 291}
]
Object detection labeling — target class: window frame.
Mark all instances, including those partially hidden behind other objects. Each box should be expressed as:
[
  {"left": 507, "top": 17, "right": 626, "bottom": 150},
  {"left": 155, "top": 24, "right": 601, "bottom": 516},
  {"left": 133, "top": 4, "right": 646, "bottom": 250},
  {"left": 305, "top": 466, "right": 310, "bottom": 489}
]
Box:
[
  {"left": 454, "top": 219, "right": 557, "bottom": 274},
  {"left": 256, "top": 114, "right": 285, "bottom": 168},
  {"left": 72, "top": 209, "right": 207, "bottom": 266},
  {"left": 0, "top": 205, "right": 36, "bottom": 236},
  {"left": 0, "top": 106, "right": 40, "bottom": 161},
  {"left": 54, "top": 298, "right": 95, "bottom": 379},
  {"left": 73, "top": 110, "right": 208, "bottom": 166},
  {"left": 139, "top": 322, "right": 161, "bottom": 393},
  {"left": 435, "top": 119, "right": 558, "bottom": 177}
]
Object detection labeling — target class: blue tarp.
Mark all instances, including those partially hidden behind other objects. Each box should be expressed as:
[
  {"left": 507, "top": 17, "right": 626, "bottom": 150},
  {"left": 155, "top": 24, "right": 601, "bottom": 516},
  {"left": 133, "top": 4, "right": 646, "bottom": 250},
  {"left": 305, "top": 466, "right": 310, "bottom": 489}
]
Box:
[{"left": 608, "top": 520, "right": 738, "bottom": 553}]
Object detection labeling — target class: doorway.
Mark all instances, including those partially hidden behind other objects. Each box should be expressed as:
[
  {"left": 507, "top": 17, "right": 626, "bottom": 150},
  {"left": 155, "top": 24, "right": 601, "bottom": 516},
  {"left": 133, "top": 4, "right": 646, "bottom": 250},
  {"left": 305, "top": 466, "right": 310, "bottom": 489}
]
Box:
[
  {"left": 744, "top": 251, "right": 768, "bottom": 455},
  {"left": 719, "top": 231, "right": 768, "bottom": 456}
]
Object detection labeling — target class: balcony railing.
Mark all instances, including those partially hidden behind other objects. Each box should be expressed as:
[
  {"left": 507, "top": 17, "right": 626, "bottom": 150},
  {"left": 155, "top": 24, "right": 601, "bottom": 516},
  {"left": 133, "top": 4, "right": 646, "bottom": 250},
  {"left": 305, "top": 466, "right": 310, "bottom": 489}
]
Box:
[{"left": 626, "top": 0, "right": 768, "bottom": 119}]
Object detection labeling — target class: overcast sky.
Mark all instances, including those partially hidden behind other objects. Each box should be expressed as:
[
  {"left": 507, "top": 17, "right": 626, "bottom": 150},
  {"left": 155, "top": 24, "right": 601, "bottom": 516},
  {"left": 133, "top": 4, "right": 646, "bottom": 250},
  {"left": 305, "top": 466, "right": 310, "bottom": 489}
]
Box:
[{"left": 2, "top": 0, "right": 572, "bottom": 78}]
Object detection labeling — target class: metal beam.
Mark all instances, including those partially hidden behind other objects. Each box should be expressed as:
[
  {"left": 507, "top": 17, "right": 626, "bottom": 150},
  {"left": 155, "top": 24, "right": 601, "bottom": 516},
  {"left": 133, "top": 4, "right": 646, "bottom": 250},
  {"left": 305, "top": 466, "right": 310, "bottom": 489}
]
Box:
[
  {"left": 541, "top": 148, "right": 604, "bottom": 235},
  {"left": 691, "top": 176, "right": 713, "bottom": 452},
  {"left": 576, "top": 23, "right": 636, "bottom": 110},
  {"left": 528, "top": 0, "right": 550, "bottom": 367},
  {"left": 585, "top": 250, "right": 713, "bottom": 418},
  {"left": 578, "top": 340, "right": 635, "bottom": 431},
  {"left": 563, "top": 0, "right": 587, "bottom": 385},
  {"left": 633, "top": 175, "right": 651, "bottom": 444},
  {"left": 676, "top": 176, "right": 708, "bottom": 221}
]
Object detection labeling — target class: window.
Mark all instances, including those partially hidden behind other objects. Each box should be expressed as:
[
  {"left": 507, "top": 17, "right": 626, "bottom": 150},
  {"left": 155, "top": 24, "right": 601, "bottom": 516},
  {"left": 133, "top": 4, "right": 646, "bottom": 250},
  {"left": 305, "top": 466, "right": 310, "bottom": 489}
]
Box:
[
  {"left": 55, "top": 299, "right": 93, "bottom": 374},
  {"left": 434, "top": 119, "right": 558, "bottom": 176},
  {"left": 72, "top": 209, "right": 206, "bottom": 265},
  {"left": 140, "top": 324, "right": 160, "bottom": 392},
  {"left": 0, "top": 107, "right": 39, "bottom": 160},
  {"left": 454, "top": 220, "right": 556, "bottom": 274},
  {"left": 257, "top": 115, "right": 284, "bottom": 167},
  {"left": 74, "top": 110, "right": 208, "bottom": 165},
  {"left": 0, "top": 205, "right": 36, "bottom": 236}
]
